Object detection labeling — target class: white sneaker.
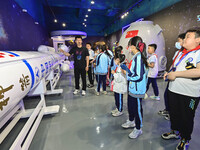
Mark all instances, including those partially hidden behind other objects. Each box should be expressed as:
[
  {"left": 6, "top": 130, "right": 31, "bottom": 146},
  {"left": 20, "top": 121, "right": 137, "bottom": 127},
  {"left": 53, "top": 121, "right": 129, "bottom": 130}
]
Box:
[
  {"left": 129, "top": 128, "right": 142, "bottom": 139},
  {"left": 111, "top": 108, "right": 118, "bottom": 114},
  {"left": 144, "top": 93, "right": 148, "bottom": 99},
  {"left": 150, "top": 95, "right": 160, "bottom": 101},
  {"left": 121, "top": 120, "right": 135, "bottom": 129},
  {"left": 82, "top": 90, "right": 86, "bottom": 96},
  {"left": 112, "top": 111, "right": 123, "bottom": 117},
  {"left": 102, "top": 91, "right": 107, "bottom": 95},
  {"left": 73, "top": 89, "right": 79, "bottom": 95},
  {"left": 96, "top": 92, "right": 100, "bottom": 96}
]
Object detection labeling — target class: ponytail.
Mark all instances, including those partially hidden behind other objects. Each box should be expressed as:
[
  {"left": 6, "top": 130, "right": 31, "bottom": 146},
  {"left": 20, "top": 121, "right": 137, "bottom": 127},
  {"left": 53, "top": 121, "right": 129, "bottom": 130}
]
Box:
[{"left": 128, "top": 36, "right": 148, "bottom": 68}]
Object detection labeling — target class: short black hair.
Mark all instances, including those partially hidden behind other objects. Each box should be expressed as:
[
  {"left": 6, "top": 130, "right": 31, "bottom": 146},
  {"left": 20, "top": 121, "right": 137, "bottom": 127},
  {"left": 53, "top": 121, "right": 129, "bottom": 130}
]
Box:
[
  {"left": 186, "top": 27, "right": 200, "bottom": 38},
  {"left": 75, "top": 35, "right": 82, "bottom": 40},
  {"left": 178, "top": 33, "right": 186, "bottom": 39},
  {"left": 86, "top": 42, "right": 92, "bottom": 46},
  {"left": 148, "top": 44, "right": 157, "bottom": 51}
]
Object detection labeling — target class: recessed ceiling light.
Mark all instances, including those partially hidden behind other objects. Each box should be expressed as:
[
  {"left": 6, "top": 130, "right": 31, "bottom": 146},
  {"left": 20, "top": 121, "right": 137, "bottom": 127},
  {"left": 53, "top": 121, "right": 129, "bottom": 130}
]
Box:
[
  {"left": 54, "top": 19, "right": 58, "bottom": 23},
  {"left": 91, "top": 1, "right": 95, "bottom": 4},
  {"left": 88, "top": 9, "right": 91, "bottom": 12},
  {"left": 62, "top": 23, "right": 66, "bottom": 27},
  {"left": 85, "top": 15, "right": 88, "bottom": 17},
  {"left": 84, "top": 19, "right": 87, "bottom": 21}
]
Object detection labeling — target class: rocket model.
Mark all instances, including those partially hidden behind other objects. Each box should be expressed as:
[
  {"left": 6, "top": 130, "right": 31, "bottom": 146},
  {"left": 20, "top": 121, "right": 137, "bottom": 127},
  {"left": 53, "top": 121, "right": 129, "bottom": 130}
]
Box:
[
  {"left": 0, "top": 49, "right": 65, "bottom": 119},
  {"left": 119, "top": 20, "right": 167, "bottom": 72}
]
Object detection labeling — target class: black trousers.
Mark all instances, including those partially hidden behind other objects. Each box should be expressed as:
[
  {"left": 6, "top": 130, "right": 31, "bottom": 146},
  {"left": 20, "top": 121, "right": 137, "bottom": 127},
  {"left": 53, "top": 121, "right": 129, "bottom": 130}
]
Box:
[
  {"left": 114, "top": 92, "right": 123, "bottom": 112},
  {"left": 128, "top": 95, "right": 143, "bottom": 130},
  {"left": 97, "top": 75, "right": 106, "bottom": 92},
  {"left": 74, "top": 67, "right": 86, "bottom": 91},
  {"left": 168, "top": 90, "right": 199, "bottom": 140},
  {"left": 88, "top": 60, "right": 94, "bottom": 85},
  {"left": 164, "top": 82, "right": 169, "bottom": 111},
  {"left": 146, "top": 77, "right": 159, "bottom": 96}
]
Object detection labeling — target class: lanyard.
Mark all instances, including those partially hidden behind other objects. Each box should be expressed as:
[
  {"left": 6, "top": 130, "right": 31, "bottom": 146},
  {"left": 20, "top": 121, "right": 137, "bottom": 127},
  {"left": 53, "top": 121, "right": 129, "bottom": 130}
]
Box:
[{"left": 170, "top": 45, "right": 200, "bottom": 72}]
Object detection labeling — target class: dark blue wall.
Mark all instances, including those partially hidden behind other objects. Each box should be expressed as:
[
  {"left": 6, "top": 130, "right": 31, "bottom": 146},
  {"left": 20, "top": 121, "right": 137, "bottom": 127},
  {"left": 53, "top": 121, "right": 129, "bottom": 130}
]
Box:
[{"left": 0, "top": 0, "right": 51, "bottom": 51}]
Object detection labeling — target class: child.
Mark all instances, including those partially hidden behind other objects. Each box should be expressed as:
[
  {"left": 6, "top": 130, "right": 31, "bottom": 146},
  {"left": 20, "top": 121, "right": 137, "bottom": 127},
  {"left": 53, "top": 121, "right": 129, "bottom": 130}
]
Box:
[
  {"left": 95, "top": 44, "right": 111, "bottom": 96},
  {"left": 120, "top": 36, "right": 148, "bottom": 139},
  {"left": 111, "top": 53, "right": 127, "bottom": 117},
  {"left": 162, "top": 28, "right": 200, "bottom": 150},
  {"left": 158, "top": 33, "right": 186, "bottom": 120},
  {"left": 86, "top": 43, "right": 95, "bottom": 88},
  {"left": 145, "top": 44, "right": 160, "bottom": 100}
]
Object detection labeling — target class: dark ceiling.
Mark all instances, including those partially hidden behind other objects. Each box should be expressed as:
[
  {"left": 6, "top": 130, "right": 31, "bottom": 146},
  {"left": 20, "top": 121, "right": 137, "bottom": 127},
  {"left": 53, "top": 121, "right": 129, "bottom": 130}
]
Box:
[
  {"left": 14, "top": 0, "right": 182, "bottom": 36},
  {"left": 43, "top": 0, "right": 140, "bottom": 36}
]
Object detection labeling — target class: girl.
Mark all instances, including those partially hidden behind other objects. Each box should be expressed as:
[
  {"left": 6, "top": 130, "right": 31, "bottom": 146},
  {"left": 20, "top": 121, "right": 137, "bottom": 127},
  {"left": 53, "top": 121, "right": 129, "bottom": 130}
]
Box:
[
  {"left": 120, "top": 36, "right": 148, "bottom": 139},
  {"left": 111, "top": 52, "right": 127, "bottom": 117},
  {"left": 95, "top": 44, "right": 111, "bottom": 95}
]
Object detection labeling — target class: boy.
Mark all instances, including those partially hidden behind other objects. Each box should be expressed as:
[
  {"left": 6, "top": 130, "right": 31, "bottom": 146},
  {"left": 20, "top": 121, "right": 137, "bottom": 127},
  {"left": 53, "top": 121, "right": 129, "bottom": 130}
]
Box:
[
  {"left": 86, "top": 43, "right": 95, "bottom": 88},
  {"left": 158, "top": 33, "right": 186, "bottom": 121},
  {"left": 145, "top": 44, "right": 160, "bottom": 100},
  {"left": 162, "top": 28, "right": 200, "bottom": 150}
]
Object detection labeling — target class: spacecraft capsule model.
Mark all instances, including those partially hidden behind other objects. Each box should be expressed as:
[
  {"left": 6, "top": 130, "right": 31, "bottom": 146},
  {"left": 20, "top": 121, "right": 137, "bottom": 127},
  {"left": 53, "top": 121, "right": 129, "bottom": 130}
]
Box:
[
  {"left": 0, "top": 50, "right": 65, "bottom": 119},
  {"left": 119, "top": 20, "right": 167, "bottom": 72}
]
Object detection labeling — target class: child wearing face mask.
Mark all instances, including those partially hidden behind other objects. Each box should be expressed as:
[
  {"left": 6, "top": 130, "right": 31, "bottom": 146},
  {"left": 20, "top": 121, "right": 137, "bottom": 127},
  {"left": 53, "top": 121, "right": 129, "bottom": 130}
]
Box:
[
  {"left": 158, "top": 33, "right": 185, "bottom": 121},
  {"left": 120, "top": 36, "right": 148, "bottom": 139},
  {"left": 162, "top": 28, "right": 200, "bottom": 150}
]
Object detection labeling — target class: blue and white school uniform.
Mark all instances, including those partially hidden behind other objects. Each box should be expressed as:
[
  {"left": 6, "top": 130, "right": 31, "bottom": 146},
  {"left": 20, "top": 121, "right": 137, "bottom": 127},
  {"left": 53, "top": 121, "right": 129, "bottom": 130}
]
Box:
[
  {"left": 127, "top": 52, "right": 148, "bottom": 130},
  {"left": 113, "top": 66, "right": 127, "bottom": 112},
  {"left": 95, "top": 52, "right": 111, "bottom": 92}
]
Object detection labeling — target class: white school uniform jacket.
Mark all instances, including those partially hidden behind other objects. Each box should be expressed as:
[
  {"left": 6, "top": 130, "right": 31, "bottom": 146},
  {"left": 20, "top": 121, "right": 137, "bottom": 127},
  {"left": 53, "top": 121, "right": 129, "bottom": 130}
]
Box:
[
  {"left": 113, "top": 66, "right": 127, "bottom": 94},
  {"left": 169, "top": 47, "right": 200, "bottom": 97},
  {"left": 147, "top": 53, "right": 158, "bottom": 78}
]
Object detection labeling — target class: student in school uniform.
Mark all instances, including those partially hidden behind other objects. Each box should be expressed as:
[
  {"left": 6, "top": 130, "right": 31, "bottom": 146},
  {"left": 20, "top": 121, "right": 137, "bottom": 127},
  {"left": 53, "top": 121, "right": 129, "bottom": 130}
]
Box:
[{"left": 161, "top": 28, "right": 200, "bottom": 150}]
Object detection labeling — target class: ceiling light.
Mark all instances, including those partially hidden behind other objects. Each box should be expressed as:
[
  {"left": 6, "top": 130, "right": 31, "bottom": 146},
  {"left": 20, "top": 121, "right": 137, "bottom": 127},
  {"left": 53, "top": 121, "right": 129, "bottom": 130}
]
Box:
[
  {"left": 54, "top": 19, "right": 58, "bottom": 23},
  {"left": 88, "top": 9, "right": 91, "bottom": 12},
  {"left": 22, "top": 9, "right": 27, "bottom": 12},
  {"left": 121, "top": 15, "right": 124, "bottom": 19},
  {"left": 62, "top": 23, "right": 66, "bottom": 27},
  {"left": 85, "top": 25, "right": 87, "bottom": 27},
  {"left": 35, "top": 22, "right": 39, "bottom": 24},
  {"left": 85, "top": 15, "right": 88, "bottom": 17},
  {"left": 84, "top": 19, "right": 87, "bottom": 21},
  {"left": 83, "top": 23, "right": 85, "bottom": 25},
  {"left": 91, "top": 1, "right": 95, "bottom": 4}
]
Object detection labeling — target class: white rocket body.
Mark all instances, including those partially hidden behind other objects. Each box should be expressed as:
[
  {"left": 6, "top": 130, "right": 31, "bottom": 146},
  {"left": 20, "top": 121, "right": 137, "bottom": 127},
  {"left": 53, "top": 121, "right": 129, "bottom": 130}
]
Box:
[
  {"left": 0, "top": 50, "right": 65, "bottom": 119},
  {"left": 119, "top": 21, "right": 167, "bottom": 71}
]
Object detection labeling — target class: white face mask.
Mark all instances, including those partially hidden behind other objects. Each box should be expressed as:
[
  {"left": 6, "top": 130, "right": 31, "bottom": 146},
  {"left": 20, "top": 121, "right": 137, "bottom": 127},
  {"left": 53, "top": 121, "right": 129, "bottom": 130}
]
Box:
[{"left": 175, "top": 42, "right": 182, "bottom": 49}]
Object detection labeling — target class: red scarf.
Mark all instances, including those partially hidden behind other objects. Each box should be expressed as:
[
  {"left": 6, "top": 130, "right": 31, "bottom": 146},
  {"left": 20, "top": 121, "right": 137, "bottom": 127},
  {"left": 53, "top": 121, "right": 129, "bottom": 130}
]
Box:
[{"left": 172, "top": 45, "right": 200, "bottom": 67}]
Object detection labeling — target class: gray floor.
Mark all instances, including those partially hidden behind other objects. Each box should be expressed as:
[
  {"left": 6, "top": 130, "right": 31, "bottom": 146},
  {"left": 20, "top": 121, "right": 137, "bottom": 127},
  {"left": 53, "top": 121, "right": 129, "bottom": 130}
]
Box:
[{"left": 1, "top": 70, "right": 200, "bottom": 150}]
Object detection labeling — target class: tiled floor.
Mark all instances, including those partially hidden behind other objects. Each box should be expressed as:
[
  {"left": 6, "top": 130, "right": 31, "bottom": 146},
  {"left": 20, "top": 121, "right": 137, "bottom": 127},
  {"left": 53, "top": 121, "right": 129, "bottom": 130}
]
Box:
[{"left": 1, "top": 70, "right": 200, "bottom": 150}]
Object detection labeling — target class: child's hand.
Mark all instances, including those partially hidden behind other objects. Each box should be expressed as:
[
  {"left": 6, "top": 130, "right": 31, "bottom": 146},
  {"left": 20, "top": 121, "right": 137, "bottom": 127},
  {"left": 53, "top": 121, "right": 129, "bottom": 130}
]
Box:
[
  {"left": 59, "top": 49, "right": 64, "bottom": 53},
  {"left": 167, "top": 72, "right": 176, "bottom": 81},
  {"left": 111, "top": 70, "right": 115, "bottom": 74},
  {"left": 163, "top": 72, "right": 168, "bottom": 81}
]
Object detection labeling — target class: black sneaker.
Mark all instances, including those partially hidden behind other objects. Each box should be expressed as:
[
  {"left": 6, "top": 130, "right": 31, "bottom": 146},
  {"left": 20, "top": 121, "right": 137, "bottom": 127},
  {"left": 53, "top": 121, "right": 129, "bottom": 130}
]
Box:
[
  {"left": 165, "top": 114, "right": 170, "bottom": 120},
  {"left": 89, "top": 84, "right": 94, "bottom": 88},
  {"left": 158, "top": 109, "right": 169, "bottom": 116},
  {"left": 176, "top": 139, "right": 189, "bottom": 150},
  {"left": 87, "top": 84, "right": 91, "bottom": 88},
  {"left": 162, "top": 130, "right": 180, "bottom": 140}
]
